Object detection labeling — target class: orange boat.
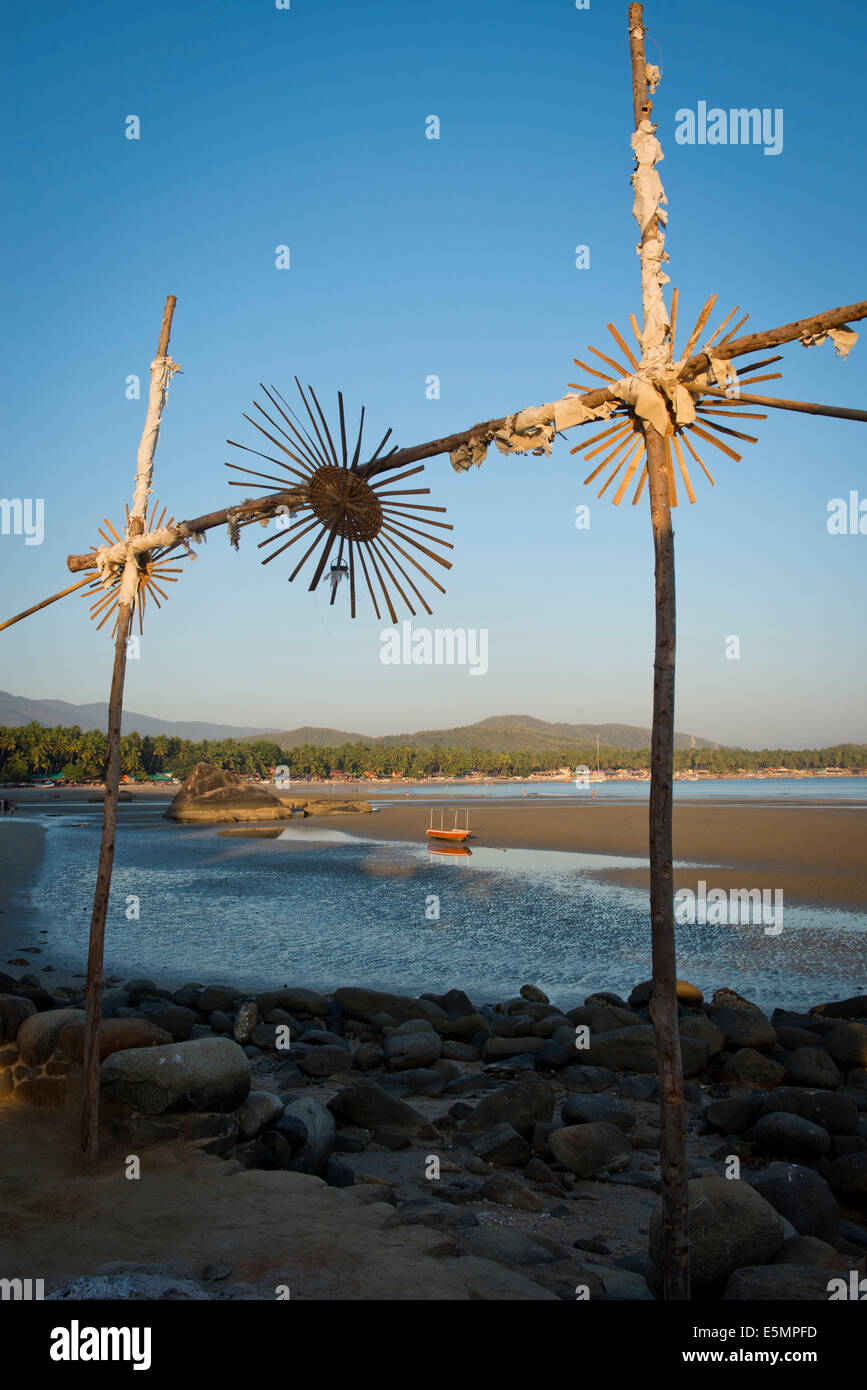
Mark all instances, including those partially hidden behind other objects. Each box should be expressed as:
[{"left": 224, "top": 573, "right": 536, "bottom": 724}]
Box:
[{"left": 426, "top": 808, "right": 471, "bottom": 842}]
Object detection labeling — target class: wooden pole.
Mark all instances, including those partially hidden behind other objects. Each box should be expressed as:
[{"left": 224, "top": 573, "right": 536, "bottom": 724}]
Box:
[
  {"left": 628, "top": 2, "right": 690, "bottom": 1300},
  {"left": 80, "top": 295, "right": 177, "bottom": 1164}
]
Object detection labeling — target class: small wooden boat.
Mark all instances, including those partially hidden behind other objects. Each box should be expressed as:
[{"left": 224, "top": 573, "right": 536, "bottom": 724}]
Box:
[{"left": 426, "top": 808, "right": 470, "bottom": 842}]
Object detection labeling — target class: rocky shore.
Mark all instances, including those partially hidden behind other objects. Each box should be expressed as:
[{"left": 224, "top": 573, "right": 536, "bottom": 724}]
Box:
[{"left": 1, "top": 963, "right": 866, "bottom": 1301}]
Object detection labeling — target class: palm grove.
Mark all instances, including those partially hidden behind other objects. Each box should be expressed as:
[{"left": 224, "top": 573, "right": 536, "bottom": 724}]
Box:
[{"left": 0, "top": 723, "right": 864, "bottom": 784}]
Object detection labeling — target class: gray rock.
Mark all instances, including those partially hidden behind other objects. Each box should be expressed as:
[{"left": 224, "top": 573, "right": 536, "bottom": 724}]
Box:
[
  {"left": 828, "top": 1152, "right": 867, "bottom": 1213},
  {"left": 717, "top": 1049, "right": 786, "bottom": 1090},
  {"left": 549, "top": 1121, "right": 632, "bottom": 1177},
  {"left": 383, "top": 1024, "right": 441, "bottom": 1070},
  {"left": 458, "top": 1224, "right": 556, "bottom": 1265},
  {"left": 581, "top": 1024, "right": 707, "bottom": 1075},
  {"left": 708, "top": 1007, "right": 777, "bottom": 1051},
  {"left": 143, "top": 1004, "right": 197, "bottom": 1041},
  {"left": 459, "top": 1079, "right": 555, "bottom": 1138},
  {"left": 237, "top": 1090, "right": 284, "bottom": 1139},
  {"left": 753, "top": 1112, "right": 831, "bottom": 1159},
  {"left": 482, "top": 1036, "right": 544, "bottom": 1061},
  {"left": 479, "top": 1173, "right": 545, "bottom": 1211},
  {"left": 649, "top": 1175, "right": 785, "bottom": 1291},
  {"left": 99, "top": 1036, "right": 251, "bottom": 1114},
  {"left": 17, "top": 1008, "right": 84, "bottom": 1066},
  {"left": 328, "top": 1080, "right": 435, "bottom": 1137},
  {"left": 298, "top": 1046, "right": 353, "bottom": 1077},
  {"left": 256, "top": 987, "right": 329, "bottom": 1018},
  {"left": 335, "top": 987, "right": 447, "bottom": 1029},
  {"left": 761, "top": 1086, "right": 858, "bottom": 1134},
  {"left": 282, "top": 1095, "right": 336, "bottom": 1174},
  {"left": 825, "top": 1023, "right": 867, "bottom": 1070},
  {"left": 723, "top": 1265, "right": 835, "bottom": 1300},
  {"left": 385, "top": 1068, "right": 445, "bottom": 1097},
  {"left": 397, "top": 1198, "right": 478, "bottom": 1229},
  {"left": 470, "top": 1123, "right": 531, "bottom": 1168},
  {"left": 233, "top": 1001, "right": 259, "bottom": 1044},
  {"left": 560, "top": 1065, "right": 616, "bottom": 1093},
  {"left": 0, "top": 994, "right": 35, "bottom": 1044},
  {"left": 773, "top": 1234, "right": 856, "bottom": 1270},
  {"left": 561, "top": 1093, "right": 636, "bottom": 1130},
  {"left": 785, "top": 1047, "right": 841, "bottom": 1090},
  {"left": 679, "top": 1016, "right": 725, "bottom": 1057},
  {"left": 749, "top": 1162, "right": 839, "bottom": 1242},
  {"left": 197, "top": 984, "right": 241, "bottom": 1014},
  {"left": 808, "top": 994, "right": 867, "bottom": 1021}
]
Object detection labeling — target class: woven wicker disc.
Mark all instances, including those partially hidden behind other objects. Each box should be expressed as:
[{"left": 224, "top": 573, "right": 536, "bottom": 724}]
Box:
[{"left": 308, "top": 465, "right": 383, "bottom": 541}]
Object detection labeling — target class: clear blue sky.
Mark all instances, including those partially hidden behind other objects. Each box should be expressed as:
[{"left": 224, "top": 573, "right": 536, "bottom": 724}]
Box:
[{"left": 2, "top": 0, "right": 865, "bottom": 747}]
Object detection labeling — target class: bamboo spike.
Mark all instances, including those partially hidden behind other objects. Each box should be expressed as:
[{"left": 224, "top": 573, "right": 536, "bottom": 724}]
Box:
[
  {"left": 253, "top": 398, "right": 321, "bottom": 466},
  {"left": 350, "top": 405, "right": 366, "bottom": 471},
  {"left": 379, "top": 515, "right": 453, "bottom": 549},
  {"left": 307, "top": 527, "right": 340, "bottom": 592},
  {"left": 728, "top": 355, "right": 783, "bottom": 376},
  {"left": 261, "top": 518, "right": 320, "bottom": 565},
  {"left": 687, "top": 422, "right": 742, "bottom": 462},
  {"left": 380, "top": 522, "right": 453, "bottom": 570},
  {"left": 307, "top": 385, "right": 341, "bottom": 468},
  {"left": 153, "top": 506, "right": 167, "bottom": 532},
  {"left": 288, "top": 525, "right": 329, "bottom": 583},
  {"left": 588, "top": 344, "right": 630, "bottom": 377},
  {"left": 239, "top": 417, "right": 317, "bottom": 478},
  {"left": 347, "top": 535, "right": 356, "bottom": 618},
  {"left": 228, "top": 480, "right": 297, "bottom": 489},
  {"left": 258, "top": 514, "right": 315, "bottom": 550},
  {"left": 573, "top": 357, "right": 617, "bottom": 383},
  {"left": 337, "top": 392, "right": 349, "bottom": 467},
  {"left": 696, "top": 408, "right": 768, "bottom": 420},
  {"left": 694, "top": 416, "right": 760, "bottom": 443},
  {"left": 380, "top": 506, "right": 453, "bottom": 530},
  {"left": 124, "top": 502, "right": 130, "bottom": 525},
  {"left": 103, "top": 518, "right": 123, "bottom": 542},
  {"left": 703, "top": 304, "right": 739, "bottom": 349},
  {"left": 376, "top": 531, "right": 446, "bottom": 594},
  {"left": 738, "top": 372, "right": 783, "bottom": 386},
  {"left": 363, "top": 541, "right": 398, "bottom": 624},
  {"left": 629, "top": 313, "right": 642, "bottom": 348},
  {"left": 354, "top": 541, "right": 381, "bottom": 620},
  {"left": 294, "top": 378, "right": 334, "bottom": 470},
  {"left": 570, "top": 419, "right": 635, "bottom": 455},
  {"left": 368, "top": 539, "right": 416, "bottom": 617},
  {"left": 89, "top": 588, "right": 119, "bottom": 617},
  {"left": 584, "top": 429, "right": 639, "bottom": 486},
  {"left": 97, "top": 528, "right": 114, "bottom": 547},
  {"left": 226, "top": 439, "right": 310, "bottom": 482},
  {"left": 567, "top": 383, "right": 594, "bottom": 393},
  {"left": 611, "top": 441, "right": 646, "bottom": 505},
  {"left": 371, "top": 465, "right": 426, "bottom": 489},
  {"left": 716, "top": 312, "right": 750, "bottom": 346},
  {"left": 365, "top": 427, "right": 395, "bottom": 469},
  {"left": 226, "top": 461, "right": 298, "bottom": 488},
  {"left": 599, "top": 437, "right": 644, "bottom": 498},
  {"left": 582, "top": 421, "right": 635, "bottom": 463},
  {"left": 372, "top": 536, "right": 433, "bottom": 616},
  {"left": 375, "top": 487, "right": 430, "bottom": 498},
  {"left": 669, "top": 289, "right": 679, "bottom": 356},
  {"left": 664, "top": 435, "right": 678, "bottom": 507},
  {"left": 680, "top": 294, "right": 718, "bottom": 361},
  {"left": 692, "top": 385, "right": 867, "bottom": 423},
  {"left": 378, "top": 502, "right": 448, "bottom": 515},
  {"left": 680, "top": 428, "right": 715, "bottom": 484},
  {"left": 95, "top": 600, "right": 121, "bottom": 632},
  {"left": 147, "top": 578, "right": 171, "bottom": 602},
  {"left": 261, "top": 385, "right": 323, "bottom": 471},
  {"left": 607, "top": 321, "right": 641, "bottom": 371},
  {"left": 671, "top": 433, "right": 696, "bottom": 504},
  {"left": 631, "top": 463, "right": 648, "bottom": 505}
]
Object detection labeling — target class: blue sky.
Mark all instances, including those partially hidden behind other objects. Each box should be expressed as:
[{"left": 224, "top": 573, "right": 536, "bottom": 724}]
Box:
[{"left": 1, "top": 0, "right": 865, "bottom": 747}]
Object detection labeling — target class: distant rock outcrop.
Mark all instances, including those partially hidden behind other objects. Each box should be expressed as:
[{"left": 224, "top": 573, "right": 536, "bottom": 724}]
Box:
[
  {"left": 164, "top": 763, "right": 291, "bottom": 823},
  {"left": 164, "top": 762, "right": 371, "bottom": 822}
]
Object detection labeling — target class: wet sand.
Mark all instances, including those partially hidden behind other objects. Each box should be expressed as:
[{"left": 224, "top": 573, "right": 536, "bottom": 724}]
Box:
[{"left": 333, "top": 799, "right": 867, "bottom": 911}]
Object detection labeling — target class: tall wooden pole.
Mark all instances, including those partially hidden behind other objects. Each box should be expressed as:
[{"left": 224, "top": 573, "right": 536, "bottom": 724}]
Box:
[
  {"left": 627, "top": 3, "right": 690, "bottom": 1299},
  {"left": 80, "top": 296, "right": 177, "bottom": 1164}
]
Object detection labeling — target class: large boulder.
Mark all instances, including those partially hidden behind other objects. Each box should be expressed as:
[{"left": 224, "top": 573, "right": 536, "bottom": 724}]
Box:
[
  {"left": 281, "top": 1096, "right": 336, "bottom": 1175},
  {"left": 809, "top": 995, "right": 867, "bottom": 1021},
  {"left": 334, "top": 987, "right": 447, "bottom": 1029},
  {"left": 164, "top": 763, "right": 292, "bottom": 823},
  {"left": 825, "top": 1023, "right": 867, "bottom": 1071},
  {"left": 58, "top": 1018, "right": 172, "bottom": 1063},
  {"left": 549, "top": 1122, "right": 632, "bottom": 1177},
  {"left": 0, "top": 994, "right": 35, "bottom": 1043},
  {"left": 753, "top": 1112, "right": 831, "bottom": 1160},
  {"left": 749, "top": 1163, "right": 839, "bottom": 1242},
  {"left": 17, "top": 1009, "right": 85, "bottom": 1066},
  {"left": 327, "top": 1080, "right": 435, "bottom": 1137},
  {"left": 561, "top": 1093, "right": 636, "bottom": 1131},
  {"left": 723, "top": 1265, "right": 837, "bottom": 1300},
  {"left": 459, "top": 1079, "right": 556, "bottom": 1138},
  {"left": 708, "top": 1008, "right": 777, "bottom": 1051},
  {"left": 761, "top": 1086, "right": 858, "bottom": 1134},
  {"left": 648, "top": 1175, "right": 785, "bottom": 1291},
  {"left": 99, "top": 1036, "right": 251, "bottom": 1114},
  {"left": 828, "top": 1153, "right": 867, "bottom": 1214},
  {"left": 785, "top": 1047, "right": 841, "bottom": 1090},
  {"left": 383, "top": 1021, "right": 442, "bottom": 1070},
  {"left": 581, "top": 1025, "right": 707, "bottom": 1076}
]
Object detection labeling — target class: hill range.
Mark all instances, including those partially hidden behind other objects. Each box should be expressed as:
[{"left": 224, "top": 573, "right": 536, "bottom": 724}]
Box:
[{"left": 0, "top": 693, "right": 715, "bottom": 752}]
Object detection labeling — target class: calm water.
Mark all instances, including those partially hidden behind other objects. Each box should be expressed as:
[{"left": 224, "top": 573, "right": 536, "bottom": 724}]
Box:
[
  {"left": 7, "top": 792, "right": 866, "bottom": 1014},
  {"left": 369, "top": 776, "right": 867, "bottom": 805}
]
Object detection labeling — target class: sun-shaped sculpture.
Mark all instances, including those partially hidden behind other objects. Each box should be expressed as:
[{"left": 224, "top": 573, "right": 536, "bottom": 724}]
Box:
[
  {"left": 569, "top": 293, "right": 783, "bottom": 505},
  {"left": 225, "top": 378, "right": 453, "bottom": 620},
  {"left": 82, "top": 499, "right": 185, "bottom": 636}
]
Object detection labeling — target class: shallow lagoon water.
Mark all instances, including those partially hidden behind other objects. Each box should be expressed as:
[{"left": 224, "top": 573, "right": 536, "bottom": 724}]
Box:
[{"left": 7, "top": 800, "right": 866, "bottom": 1014}]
